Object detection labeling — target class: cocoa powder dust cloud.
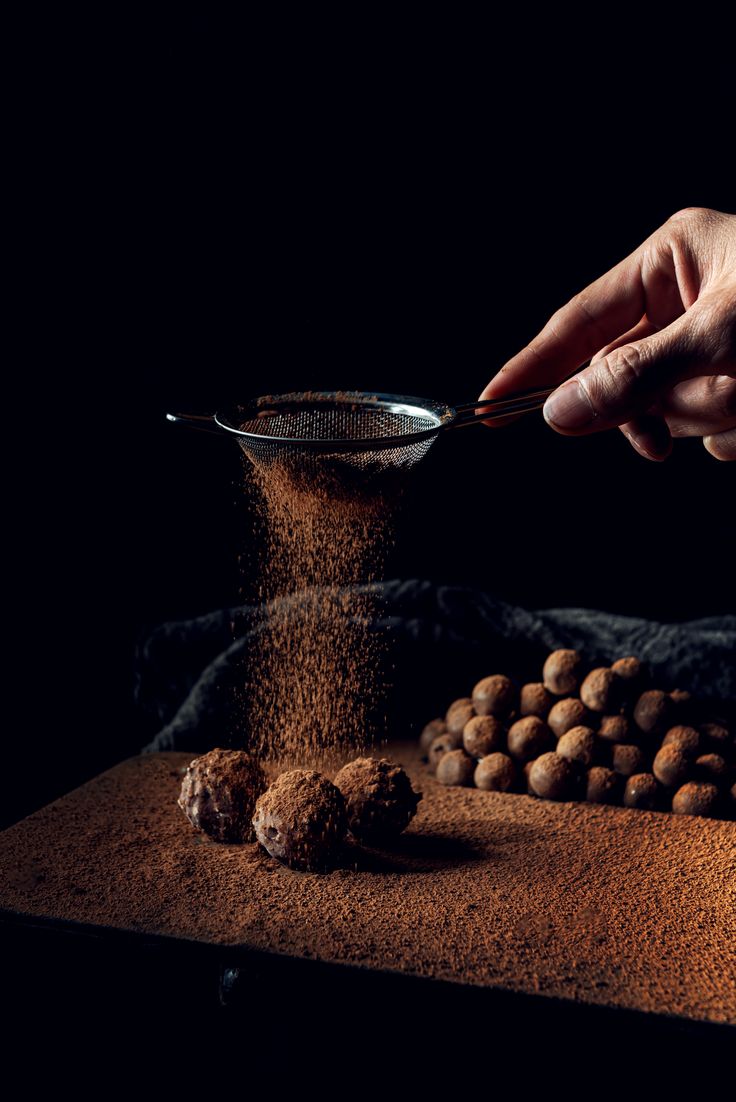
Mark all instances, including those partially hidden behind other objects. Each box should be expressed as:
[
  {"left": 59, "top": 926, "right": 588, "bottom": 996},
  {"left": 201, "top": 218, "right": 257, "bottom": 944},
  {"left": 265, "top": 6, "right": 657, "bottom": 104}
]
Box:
[{"left": 236, "top": 450, "right": 404, "bottom": 772}]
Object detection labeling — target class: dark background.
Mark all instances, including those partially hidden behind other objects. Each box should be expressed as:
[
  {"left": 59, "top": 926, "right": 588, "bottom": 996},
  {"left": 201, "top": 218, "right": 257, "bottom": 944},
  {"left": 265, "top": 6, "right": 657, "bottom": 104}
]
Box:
[{"left": 8, "top": 13, "right": 735, "bottom": 828}]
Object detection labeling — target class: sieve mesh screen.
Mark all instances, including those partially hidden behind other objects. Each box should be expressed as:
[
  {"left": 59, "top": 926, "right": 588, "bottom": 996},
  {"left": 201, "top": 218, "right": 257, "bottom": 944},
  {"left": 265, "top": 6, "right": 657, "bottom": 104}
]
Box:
[{"left": 224, "top": 393, "right": 449, "bottom": 473}]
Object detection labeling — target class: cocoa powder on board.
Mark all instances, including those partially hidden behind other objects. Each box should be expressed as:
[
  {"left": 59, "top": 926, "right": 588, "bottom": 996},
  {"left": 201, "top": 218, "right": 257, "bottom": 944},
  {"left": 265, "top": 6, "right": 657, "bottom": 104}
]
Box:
[{"left": 1, "top": 745, "right": 734, "bottom": 1026}]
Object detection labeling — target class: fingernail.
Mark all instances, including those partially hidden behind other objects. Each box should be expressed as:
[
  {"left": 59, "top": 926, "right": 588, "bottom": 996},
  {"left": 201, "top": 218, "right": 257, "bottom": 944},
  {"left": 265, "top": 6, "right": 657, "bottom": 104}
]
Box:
[{"left": 543, "top": 381, "right": 595, "bottom": 431}]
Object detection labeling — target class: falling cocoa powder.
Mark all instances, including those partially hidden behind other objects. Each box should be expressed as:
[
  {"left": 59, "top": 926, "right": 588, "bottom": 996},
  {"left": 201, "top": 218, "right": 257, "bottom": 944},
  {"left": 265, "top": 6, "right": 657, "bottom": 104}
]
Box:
[{"left": 236, "top": 450, "right": 402, "bottom": 771}]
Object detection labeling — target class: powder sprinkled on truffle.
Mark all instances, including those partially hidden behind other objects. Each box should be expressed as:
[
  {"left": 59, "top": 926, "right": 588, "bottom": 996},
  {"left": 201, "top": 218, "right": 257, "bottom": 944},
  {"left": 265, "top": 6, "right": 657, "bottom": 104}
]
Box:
[
  {"left": 436, "top": 749, "right": 476, "bottom": 788},
  {"left": 474, "top": 752, "right": 517, "bottom": 792},
  {"left": 332, "top": 757, "right": 421, "bottom": 843},
  {"left": 471, "top": 675, "right": 516, "bottom": 718},
  {"left": 463, "top": 714, "right": 504, "bottom": 759},
  {"left": 252, "top": 769, "right": 347, "bottom": 872},
  {"left": 178, "top": 748, "right": 268, "bottom": 844}
]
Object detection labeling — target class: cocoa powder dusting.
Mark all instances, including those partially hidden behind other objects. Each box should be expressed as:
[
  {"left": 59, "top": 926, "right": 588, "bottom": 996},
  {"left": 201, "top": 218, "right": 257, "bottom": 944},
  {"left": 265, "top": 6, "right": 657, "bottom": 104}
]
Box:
[
  {"left": 2, "top": 746, "right": 734, "bottom": 1026},
  {"left": 237, "top": 450, "right": 401, "bottom": 771}
]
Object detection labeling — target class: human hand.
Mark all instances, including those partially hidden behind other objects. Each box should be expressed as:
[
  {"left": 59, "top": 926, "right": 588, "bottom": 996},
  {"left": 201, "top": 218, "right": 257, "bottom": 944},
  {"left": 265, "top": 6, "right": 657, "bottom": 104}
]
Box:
[{"left": 480, "top": 208, "right": 736, "bottom": 460}]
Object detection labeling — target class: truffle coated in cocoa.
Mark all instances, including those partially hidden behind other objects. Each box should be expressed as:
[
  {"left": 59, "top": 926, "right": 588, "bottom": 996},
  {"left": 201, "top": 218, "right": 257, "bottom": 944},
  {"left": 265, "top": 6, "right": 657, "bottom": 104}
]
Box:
[
  {"left": 463, "top": 714, "right": 504, "bottom": 759},
  {"left": 420, "top": 718, "right": 447, "bottom": 752},
  {"left": 178, "top": 748, "right": 268, "bottom": 844},
  {"left": 694, "top": 754, "right": 728, "bottom": 784},
  {"left": 542, "top": 650, "right": 582, "bottom": 696},
  {"left": 548, "top": 698, "right": 588, "bottom": 739},
  {"left": 624, "top": 773, "right": 659, "bottom": 810},
  {"left": 528, "top": 752, "right": 576, "bottom": 801},
  {"left": 634, "top": 690, "right": 673, "bottom": 735},
  {"left": 446, "top": 698, "right": 476, "bottom": 735},
  {"left": 611, "top": 656, "right": 643, "bottom": 684},
  {"left": 523, "top": 760, "right": 535, "bottom": 793},
  {"left": 662, "top": 726, "right": 700, "bottom": 757},
  {"left": 669, "top": 689, "right": 694, "bottom": 719},
  {"left": 598, "top": 715, "right": 631, "bottom": 743},
  {"left": 699, "top": 722, "right": 731, "bottom": 750},
  {"left": 556, "top": 726, "right": 595, "bottom": 767},
  {"left": 428, "top": 731, "right": 463, "bottom": 769},
  {"left": 436, "top": 749, "right": 476, "bottom": 787},
  {"left": 653, "top": 745, "right": 690, "bottom": 789},
  {"left": 580, "top": 668, "right": 616, "bottom": 713},
  {"left": 507, "top": 716, "right": 552, "bottom": 762},
  {"left": 520, "top": 682, "right": 553, "bottom": 718},
  {"left": 672, "top": 782, "right": 720, "bottom": 818},
  {"left": 471, "top": 675, "right": 516, "bottom": 718},
  {"left": 612, "top": 744, "right": 647, "bottom": 777},
  {"left": 586, "top": 766, "right": 619, "bottom": 804},
  {"left": 332, "top": 757, "right": 421, "bottom": 843},
  {"left": 252, "top": 770, "right": 347, "bottom": 872},
  {"left": 474, "top": 752, "right": 517, "bottom": 792}
]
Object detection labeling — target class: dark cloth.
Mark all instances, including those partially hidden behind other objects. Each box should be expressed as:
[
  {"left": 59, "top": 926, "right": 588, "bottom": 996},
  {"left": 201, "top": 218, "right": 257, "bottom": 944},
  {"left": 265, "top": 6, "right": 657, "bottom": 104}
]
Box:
[{"left": 137, "top": 580, "right": 735, "bottom": 753}]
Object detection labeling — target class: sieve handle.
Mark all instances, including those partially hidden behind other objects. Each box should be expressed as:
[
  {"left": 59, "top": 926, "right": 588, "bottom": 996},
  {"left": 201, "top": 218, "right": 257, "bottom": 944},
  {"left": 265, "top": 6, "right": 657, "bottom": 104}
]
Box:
[
  {"left": 451, "top": 385, "right": 556, "bottom": 428},
  {"left": 165, "top": 412, "right": 227, "bottom": 436}
]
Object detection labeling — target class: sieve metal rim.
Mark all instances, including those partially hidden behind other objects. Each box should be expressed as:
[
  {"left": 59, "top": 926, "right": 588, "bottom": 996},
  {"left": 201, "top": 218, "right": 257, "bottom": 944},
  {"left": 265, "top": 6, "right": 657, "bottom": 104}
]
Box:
[{"left": 213, "top": 391, "right": 455, "bottom": 452}]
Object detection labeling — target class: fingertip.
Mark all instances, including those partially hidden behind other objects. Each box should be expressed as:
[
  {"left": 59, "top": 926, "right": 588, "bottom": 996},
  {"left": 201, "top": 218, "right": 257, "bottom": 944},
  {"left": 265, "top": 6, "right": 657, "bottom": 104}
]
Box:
[
  {"left": 620, "top": 416, "right": 673, "bottom": 461},
  {"left": 477, "top": 366, "right": 515, "bottom": 403},
  {"left": 703, "top": 430, "right": 736, "bottom": 461},
  {"left": 543, "top": 380, "right": 596, "bottom": 433}
]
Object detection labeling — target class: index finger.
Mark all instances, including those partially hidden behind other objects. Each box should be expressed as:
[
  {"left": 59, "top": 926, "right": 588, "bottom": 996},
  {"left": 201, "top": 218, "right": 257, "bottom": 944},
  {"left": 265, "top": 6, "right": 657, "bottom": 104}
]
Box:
[{"left": 480, "top": 250, "right": 647, "bottom": 401}]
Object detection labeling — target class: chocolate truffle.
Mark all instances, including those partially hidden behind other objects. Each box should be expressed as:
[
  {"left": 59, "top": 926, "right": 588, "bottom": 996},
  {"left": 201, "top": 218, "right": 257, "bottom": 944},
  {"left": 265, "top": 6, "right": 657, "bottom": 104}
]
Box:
[
  {"left": 428, "top": 731, "right": 463, "bottom": 769},
  {"left": 474, "top": 752, "right": 517, "bottom": 792},
  {"left": 471, "top": 675, "right": 516, "bottom": 718},
  {"left": 523, "top": 760, "right": 535, "bottom": 793},
  {"left": 598, "top": 714, "right": 631, "bottom": 743},
  {"left": 520, "top": 682, "right": 553, "bottom": 718},
  {"left": 580, "top": 668, "right": 616, "bottom": 713},
  {"left": 694, "top": 753, "right": 729, "bottom": 784},
  {"left": 548, "top": 698, "right": 588, "bottom": 740},
  {"left": 556, "top": 725, "right": 596, "bottom": 768},
  {"left": 436, "top": 749, "right": 476, "bottom": 787},
  {"left": 612, "top": 744, "right": 646, "bottom": 777},
  {"left": 252, "top": 770, "right": 347, "bottom": 872},
  {"left": 586, "top": 766, "right": 619, "bottom": 804},
  {"left": 178, "top": 748, "right": 268, "bottom": 844},
  {"left": 699, "top": 722, "right": 731, "bottom": 750},
  {"left": 420, "top": 718, "right": 447, "bottom": 752},
  {"left": 611, "top": 656, "right": 643, "bottom": 686},
  {"left": 672, "top": 782, "right": 720, "bottom": 818},
  {"left": 653, "top": 745, "right": 690, "bottom": 789},
  {"left": 446, "top": 698, "right": 476, "bottom": 735},
  {"left": 542, "top": 649, "right": 582, "bottom": 696},
  {"left": 662, "top": 725, "right": 700, "bottom": 758},
  {"left": 528, "top": 752, "right": 576, "bottom": 801},
  {"left": 623, "top": 773, "right": 659, "bottom": 810},
  {"left": 507, "top": 716, "right": 552, "bottom": 762},
  {"left": 634, "top": 690, "right": 673, "bottom": 736},
  {"left": 333, "top": 757, "right": 421, "bottom": 844},
  {"left": 463, "top": 714, "right": 504, "bottom": 759},
  {"left": 669, "top": 689, "right": 694, "bottom": 718}
]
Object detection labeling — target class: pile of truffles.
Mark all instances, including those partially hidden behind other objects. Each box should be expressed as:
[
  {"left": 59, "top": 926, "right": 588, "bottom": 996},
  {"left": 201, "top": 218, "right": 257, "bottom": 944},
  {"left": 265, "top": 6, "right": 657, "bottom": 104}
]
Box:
[
  {"left": 179, "top": 749, "right": 421, "bottom": 872},
  {"left": 420, "top": 651, "right": 735, "bottom": 820}
]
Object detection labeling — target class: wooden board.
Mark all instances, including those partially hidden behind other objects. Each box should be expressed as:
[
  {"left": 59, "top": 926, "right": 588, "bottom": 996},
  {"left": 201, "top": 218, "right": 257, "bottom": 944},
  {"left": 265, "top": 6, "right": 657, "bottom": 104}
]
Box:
[{"left": 0, "top": 746, "right": 734, "bottom": 1026}]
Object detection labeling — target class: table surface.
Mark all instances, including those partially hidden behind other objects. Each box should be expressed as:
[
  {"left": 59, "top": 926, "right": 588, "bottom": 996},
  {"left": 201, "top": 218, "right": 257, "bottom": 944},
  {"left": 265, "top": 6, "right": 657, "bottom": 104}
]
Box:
[{"left": 1, "top": 744, "right": 734, "bottom": 1026}]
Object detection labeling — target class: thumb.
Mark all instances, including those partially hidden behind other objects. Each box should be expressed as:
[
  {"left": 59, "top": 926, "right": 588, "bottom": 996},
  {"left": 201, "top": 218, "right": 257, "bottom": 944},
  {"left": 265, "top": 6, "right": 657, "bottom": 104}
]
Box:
[{"left": 542, "top": 306, "right": 712, "bottom": 435}]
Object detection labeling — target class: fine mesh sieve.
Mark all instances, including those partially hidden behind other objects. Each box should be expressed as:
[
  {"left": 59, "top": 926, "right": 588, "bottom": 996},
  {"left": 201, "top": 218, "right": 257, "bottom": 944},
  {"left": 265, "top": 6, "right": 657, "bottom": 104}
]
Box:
[{"left": 167, "top": 386, "right": 554, "bottom": 475}]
